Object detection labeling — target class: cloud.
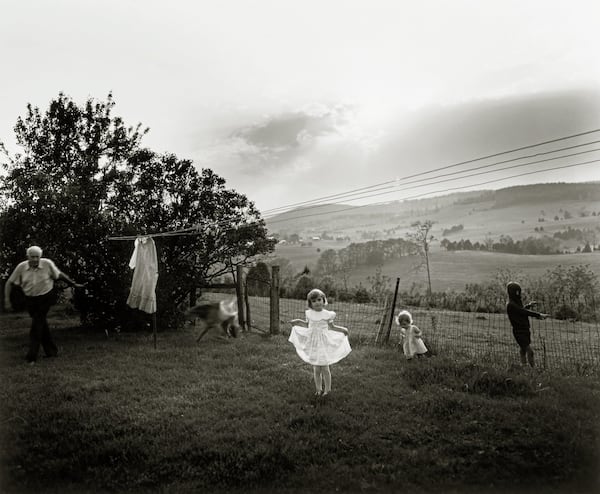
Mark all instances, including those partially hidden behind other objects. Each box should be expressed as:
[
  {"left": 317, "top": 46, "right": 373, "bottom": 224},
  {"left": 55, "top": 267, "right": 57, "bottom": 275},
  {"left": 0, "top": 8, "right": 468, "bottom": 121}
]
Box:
[
  {"left": 225, "top": 105, "right": 358, "bottom": 171},
  {"left": 192, "top": 87, "right": 600, "bottom": 211}
]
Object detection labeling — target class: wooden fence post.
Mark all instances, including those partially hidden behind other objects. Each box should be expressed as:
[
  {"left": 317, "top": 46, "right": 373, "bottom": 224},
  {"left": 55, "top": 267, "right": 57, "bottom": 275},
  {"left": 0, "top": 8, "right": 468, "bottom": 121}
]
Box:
[
  {"left": 270, "top": 265, "right": 280, "bottom": 335},
  {"left": 0, "top": 279, "right": 5, "bottom": 313},
  {"left": 236, "top": 265, "right": 246, "bottom": 330},
  {"left": 384, "top": 278, "right": 400, "bottom": 344},
  {"left": 244, "top": 282, "right": 251, "bottom": 332},
  {"left": 375, "top": 295, "right": 389, "bottom": 345}
]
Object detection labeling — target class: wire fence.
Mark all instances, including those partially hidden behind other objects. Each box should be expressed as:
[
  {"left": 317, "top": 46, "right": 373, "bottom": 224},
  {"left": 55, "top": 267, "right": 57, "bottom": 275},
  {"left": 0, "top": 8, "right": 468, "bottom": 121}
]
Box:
[
  {"left": 255, "top": 297, "right": 600, "bottom": 375},
  {"left": 405, "top": 304, "right": 600, "bottom": 375},
  {"left": 199, "top": 287, "right": 600, "bottom": 375}
]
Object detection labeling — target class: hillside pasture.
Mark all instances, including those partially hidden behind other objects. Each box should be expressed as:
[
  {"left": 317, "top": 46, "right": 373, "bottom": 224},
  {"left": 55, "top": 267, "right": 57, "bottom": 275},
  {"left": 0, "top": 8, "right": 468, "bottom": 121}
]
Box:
[
  {"left": 272, "top": 245, "right": 600, "bottom": 293},
  {"left": 349, "top": 250, "right": 600, "bottom": 292},
  {"left": 267, "top": 192, "right": 600, "bottom": 249}
]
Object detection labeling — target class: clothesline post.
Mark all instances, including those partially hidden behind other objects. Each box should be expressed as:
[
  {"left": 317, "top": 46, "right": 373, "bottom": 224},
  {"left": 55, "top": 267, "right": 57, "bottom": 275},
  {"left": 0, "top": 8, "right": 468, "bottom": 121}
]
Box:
[{"left": 152, "top": 313, "right": 157, "bottom": 349}]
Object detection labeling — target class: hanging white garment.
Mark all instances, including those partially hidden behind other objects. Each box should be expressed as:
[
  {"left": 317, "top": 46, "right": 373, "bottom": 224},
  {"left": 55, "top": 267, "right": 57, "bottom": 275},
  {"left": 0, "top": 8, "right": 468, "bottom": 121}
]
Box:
[{"left": 126, "top": 237, "right": 158, "bottom": 314}]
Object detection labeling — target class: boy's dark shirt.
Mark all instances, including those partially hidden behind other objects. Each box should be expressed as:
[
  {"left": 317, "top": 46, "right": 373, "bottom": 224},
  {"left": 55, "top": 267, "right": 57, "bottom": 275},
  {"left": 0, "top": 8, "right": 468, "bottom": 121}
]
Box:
[{"left": 506, "top": 301, "right": 542, "bottom": 330}]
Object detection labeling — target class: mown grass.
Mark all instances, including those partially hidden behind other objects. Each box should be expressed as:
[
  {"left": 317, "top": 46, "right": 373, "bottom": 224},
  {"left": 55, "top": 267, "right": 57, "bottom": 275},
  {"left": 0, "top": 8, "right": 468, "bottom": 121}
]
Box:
[{"left": 1, "top": 308, "right": 600, "bottom": 494}]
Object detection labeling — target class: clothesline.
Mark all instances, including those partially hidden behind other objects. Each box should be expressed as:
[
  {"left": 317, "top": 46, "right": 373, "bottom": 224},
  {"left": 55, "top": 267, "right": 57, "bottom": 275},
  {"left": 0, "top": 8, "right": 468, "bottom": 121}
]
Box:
[
  {"left": 107, "top": 218, "right": 262, "bottom": 241},
  {"left": 107, "top": 230, "right": 198, "bottom": 240}
]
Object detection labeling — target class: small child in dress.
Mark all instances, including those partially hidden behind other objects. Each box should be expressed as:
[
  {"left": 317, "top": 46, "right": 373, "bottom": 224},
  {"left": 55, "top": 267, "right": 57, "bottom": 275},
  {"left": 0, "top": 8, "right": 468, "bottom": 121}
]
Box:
[
  {"left": 288, "top": 289, "right": 351, "bottom": 396},
  {"left": 395, "top": 310, "right": 428, "bottom": 360}
]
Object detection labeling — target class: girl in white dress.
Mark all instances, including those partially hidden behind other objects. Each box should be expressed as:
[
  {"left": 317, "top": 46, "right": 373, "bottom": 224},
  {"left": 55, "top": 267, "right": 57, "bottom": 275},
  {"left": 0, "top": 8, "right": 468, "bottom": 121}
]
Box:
[
  {"left": 395, "top": 310, "right": 428, "bottom": 359},
  {"left": 289, "top": 289, "right": 351, "bottom": 396}
]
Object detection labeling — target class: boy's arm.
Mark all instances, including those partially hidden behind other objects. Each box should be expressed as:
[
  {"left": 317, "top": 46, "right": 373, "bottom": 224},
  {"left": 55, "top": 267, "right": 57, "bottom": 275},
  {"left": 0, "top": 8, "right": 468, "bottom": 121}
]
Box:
[{"left": 509, "top": 301, "right": 544, "bottom": 319}]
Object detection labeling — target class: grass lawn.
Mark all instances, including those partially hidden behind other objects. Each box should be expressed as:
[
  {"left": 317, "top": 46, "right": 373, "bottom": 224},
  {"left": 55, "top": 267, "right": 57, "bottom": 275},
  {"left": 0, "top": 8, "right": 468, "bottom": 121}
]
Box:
[{"left": 1, "top": 307, "right": 600, "bottom": 494}]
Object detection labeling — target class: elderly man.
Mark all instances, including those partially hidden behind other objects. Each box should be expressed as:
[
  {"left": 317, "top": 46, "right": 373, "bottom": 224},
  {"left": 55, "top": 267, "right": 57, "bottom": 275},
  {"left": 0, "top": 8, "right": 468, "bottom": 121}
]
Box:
[{"left": 4, "top": 246, "right": 85, "bottom": 364}]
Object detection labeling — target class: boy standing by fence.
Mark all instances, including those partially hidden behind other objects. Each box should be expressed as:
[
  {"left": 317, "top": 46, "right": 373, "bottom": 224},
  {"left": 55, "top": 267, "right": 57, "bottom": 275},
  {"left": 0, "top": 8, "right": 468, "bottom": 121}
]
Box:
[{"left": 506, "top": 282, "right": 548, "bottom": 368}]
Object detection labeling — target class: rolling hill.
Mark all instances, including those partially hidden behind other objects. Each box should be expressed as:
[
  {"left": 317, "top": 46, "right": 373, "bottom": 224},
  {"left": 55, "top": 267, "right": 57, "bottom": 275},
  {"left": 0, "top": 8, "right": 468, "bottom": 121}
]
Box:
[
  {"left": 265, "top": 182, "right": 600, "bottom": 245},
  {"left": 264, "top": 182, "right": 600, "bottom": 289}
]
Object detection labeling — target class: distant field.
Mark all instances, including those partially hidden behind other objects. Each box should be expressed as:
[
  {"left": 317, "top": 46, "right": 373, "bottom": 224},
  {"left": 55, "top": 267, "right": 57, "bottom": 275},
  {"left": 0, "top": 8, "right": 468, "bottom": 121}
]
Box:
[
  {"left": 273, "top": 245, "right": 600, "bottom": 292},
  {"left": 350, "top": 250, "right": 600, "bottom": 292}
]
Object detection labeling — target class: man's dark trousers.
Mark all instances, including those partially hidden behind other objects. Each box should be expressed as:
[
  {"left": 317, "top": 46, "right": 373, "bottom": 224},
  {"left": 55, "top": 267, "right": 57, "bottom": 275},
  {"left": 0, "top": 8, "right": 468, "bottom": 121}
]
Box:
[{"left": 25, "top": 291, "right": 57, "bottom": 362}]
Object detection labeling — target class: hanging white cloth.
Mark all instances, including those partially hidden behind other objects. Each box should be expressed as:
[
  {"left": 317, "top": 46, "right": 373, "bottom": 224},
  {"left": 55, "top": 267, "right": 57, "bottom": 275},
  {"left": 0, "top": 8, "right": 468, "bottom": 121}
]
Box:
[{"left": 126, "top": 237, "right": 158, "bottom": 314}]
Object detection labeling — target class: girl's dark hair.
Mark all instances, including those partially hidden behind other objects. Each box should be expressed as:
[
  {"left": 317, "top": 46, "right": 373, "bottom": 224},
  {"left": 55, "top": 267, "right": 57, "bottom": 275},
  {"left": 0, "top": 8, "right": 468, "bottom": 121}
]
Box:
[{"left": 307, "top": 288, "right": 328, "bottom": 308}]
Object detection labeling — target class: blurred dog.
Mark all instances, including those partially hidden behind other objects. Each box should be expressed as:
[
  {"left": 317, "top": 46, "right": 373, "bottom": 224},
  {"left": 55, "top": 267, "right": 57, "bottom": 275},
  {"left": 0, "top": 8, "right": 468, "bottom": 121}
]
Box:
[{"left": 186, "top": 299, "right": 241, "bottom": 342}]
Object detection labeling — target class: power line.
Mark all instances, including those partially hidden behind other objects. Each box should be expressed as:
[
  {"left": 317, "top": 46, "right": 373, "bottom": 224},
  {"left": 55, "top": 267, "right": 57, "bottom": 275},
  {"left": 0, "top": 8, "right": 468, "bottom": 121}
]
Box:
[
  {"left": 262, "top": 139, "right": 600, "bottom": 214},
  {"left": 264, "top": 158, "right": 600, "bottom": 225},
  {"left": 262, "top": 144, "right": 600, "bottom": 217},
  {"left": 109, "top": 130, "right": 600, "bottom": 239},
  {"left": 261, "top": 128, "right": 600, "bottom": 215}
]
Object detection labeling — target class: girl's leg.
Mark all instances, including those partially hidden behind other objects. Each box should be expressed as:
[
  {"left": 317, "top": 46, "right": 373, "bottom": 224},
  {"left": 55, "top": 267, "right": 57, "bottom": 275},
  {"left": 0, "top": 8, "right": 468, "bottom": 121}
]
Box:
[
  {"left": 322, "top": 365, "right": 332, "bottom": 394},
  {"left": 313, "top": 366, "right": 323, "bottom": 394}
]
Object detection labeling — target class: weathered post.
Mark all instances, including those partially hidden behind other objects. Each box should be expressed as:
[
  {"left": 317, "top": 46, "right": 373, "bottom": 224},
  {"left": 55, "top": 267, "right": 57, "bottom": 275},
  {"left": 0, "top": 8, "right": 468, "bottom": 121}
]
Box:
[
  {"left": 375, "top": 295, "right": 389, "bottom": 345},
  {"left": 270, "top": 265, "right": 280, "bottom": 335},
  {"left": 0, "top": 279, "right": 5, "bottom": 313},
  {"left": 244, "top": 281, "right": 251, "bottom": 332},
  {"left": 385, "top": 278, "right": 400, "bottom": 344},
  {"left": 236, "top": 265, "right": 246, "bottom": 330}
]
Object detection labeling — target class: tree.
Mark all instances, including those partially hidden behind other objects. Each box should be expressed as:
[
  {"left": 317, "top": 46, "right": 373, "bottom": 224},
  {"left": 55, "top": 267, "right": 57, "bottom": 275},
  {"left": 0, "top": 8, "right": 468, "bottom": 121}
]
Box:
[
  {"left": 246, "top": 262, "right": 271, "bottom": 296},
  {"left": 0, "top": 93, "right": 276, "bottom": 328},
  {"left": 293, "top": 275, "right": 314, "bottom": 300},
  {"left": 406, "top": 220, "right": 435, "bottom": 297},
  {"left": 315, "top": 249, "right": 338, "bottom": 275},
  {"left": 366, "top": 265, "right": 391, "bottom": 304}
]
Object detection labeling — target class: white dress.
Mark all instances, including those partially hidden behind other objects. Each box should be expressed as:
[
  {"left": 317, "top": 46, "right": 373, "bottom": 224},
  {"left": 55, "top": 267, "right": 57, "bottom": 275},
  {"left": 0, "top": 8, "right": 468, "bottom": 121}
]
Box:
[
  {"left": 126, "top": 237, "right": 158, "bottom": 314},
  {"left": 288, "top": 309, "right": 351, "bottom": 365},
  {"left": 401, "top": 324, "right": 428, "bottom": 358}
]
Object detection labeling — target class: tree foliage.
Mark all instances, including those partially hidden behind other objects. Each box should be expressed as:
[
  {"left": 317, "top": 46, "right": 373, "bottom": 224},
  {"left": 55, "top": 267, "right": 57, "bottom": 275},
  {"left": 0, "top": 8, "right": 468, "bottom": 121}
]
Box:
[
  {"left": 0, "top": 93, "right": 275, "bottom": 328},
  {"left": 246, "top": 262, "right": 271, "bottom": 297}
]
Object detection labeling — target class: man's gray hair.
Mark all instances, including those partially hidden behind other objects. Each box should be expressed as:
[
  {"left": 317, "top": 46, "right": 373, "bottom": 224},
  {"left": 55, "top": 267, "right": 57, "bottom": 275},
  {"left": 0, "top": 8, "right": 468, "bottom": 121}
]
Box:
[{"left": 26, "top": 245, "right": 43, "bottom": 257}]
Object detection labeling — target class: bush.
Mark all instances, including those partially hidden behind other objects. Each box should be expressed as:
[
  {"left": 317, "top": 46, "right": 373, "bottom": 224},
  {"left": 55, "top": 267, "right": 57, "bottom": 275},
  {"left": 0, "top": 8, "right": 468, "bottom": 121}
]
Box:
[{"left": 554, "top": 305, "right": 578, "bottom": 320}]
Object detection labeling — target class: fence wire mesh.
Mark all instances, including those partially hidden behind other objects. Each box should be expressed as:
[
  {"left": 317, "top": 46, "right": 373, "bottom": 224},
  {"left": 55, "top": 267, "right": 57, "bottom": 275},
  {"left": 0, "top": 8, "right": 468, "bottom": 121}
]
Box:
[
  {"left": 201, "top": 271, "right": 600, "bottom": 374},
  {"left": 244, "top": 275, "right": 271, "bottom": 333},
  {"left": 252, "top": 293, "right": 599, "bottom": 374}
]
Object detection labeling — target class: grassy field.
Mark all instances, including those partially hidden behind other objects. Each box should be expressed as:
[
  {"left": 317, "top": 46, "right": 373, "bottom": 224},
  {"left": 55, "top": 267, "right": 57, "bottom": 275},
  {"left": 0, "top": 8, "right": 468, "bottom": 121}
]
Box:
[
  {"left": 273, "top": 246, "right": 600, "bottom": 292},
  {"left": 1, "top": 307, "right": 600, "bottom": 493}
]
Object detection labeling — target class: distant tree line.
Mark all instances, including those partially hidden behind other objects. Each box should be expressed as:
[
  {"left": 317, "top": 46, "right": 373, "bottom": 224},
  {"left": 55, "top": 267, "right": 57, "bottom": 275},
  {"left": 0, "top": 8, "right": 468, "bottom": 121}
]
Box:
[{"left": 440, "top": 235, "right": 562, "bottom": 255}]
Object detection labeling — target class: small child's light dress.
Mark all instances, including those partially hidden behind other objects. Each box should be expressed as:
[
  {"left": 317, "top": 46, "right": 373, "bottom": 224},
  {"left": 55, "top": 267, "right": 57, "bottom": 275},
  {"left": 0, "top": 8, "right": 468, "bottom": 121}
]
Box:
[
  {"left": 289, "top": 309, "right": 351, "bottom": 365},
  {"left": 401, "top": 324, "right": 428, "bottom": 359}
]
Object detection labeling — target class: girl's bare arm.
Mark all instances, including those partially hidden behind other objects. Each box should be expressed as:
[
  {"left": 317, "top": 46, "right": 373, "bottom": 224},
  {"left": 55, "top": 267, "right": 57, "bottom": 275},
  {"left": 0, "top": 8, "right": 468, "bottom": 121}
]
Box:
[
  {"left": 327, "top": 320, "right": 349, "bottom": 335},
  {"left": 290, "top": 319, "right": 308, "bottom": 327}
]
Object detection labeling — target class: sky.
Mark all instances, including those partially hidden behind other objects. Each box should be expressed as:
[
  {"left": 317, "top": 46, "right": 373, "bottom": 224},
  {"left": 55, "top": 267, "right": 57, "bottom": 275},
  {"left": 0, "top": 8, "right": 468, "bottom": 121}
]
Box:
[{"left": 1, "top": 0, "right": 600, "bottom": 214}]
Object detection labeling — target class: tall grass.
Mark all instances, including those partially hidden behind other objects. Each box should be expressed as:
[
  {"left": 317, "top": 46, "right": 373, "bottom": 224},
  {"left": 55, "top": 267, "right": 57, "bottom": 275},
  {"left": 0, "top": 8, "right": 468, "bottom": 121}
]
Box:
[{"left": 1, "top": 308, "right": 599, "bottom": 493}]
